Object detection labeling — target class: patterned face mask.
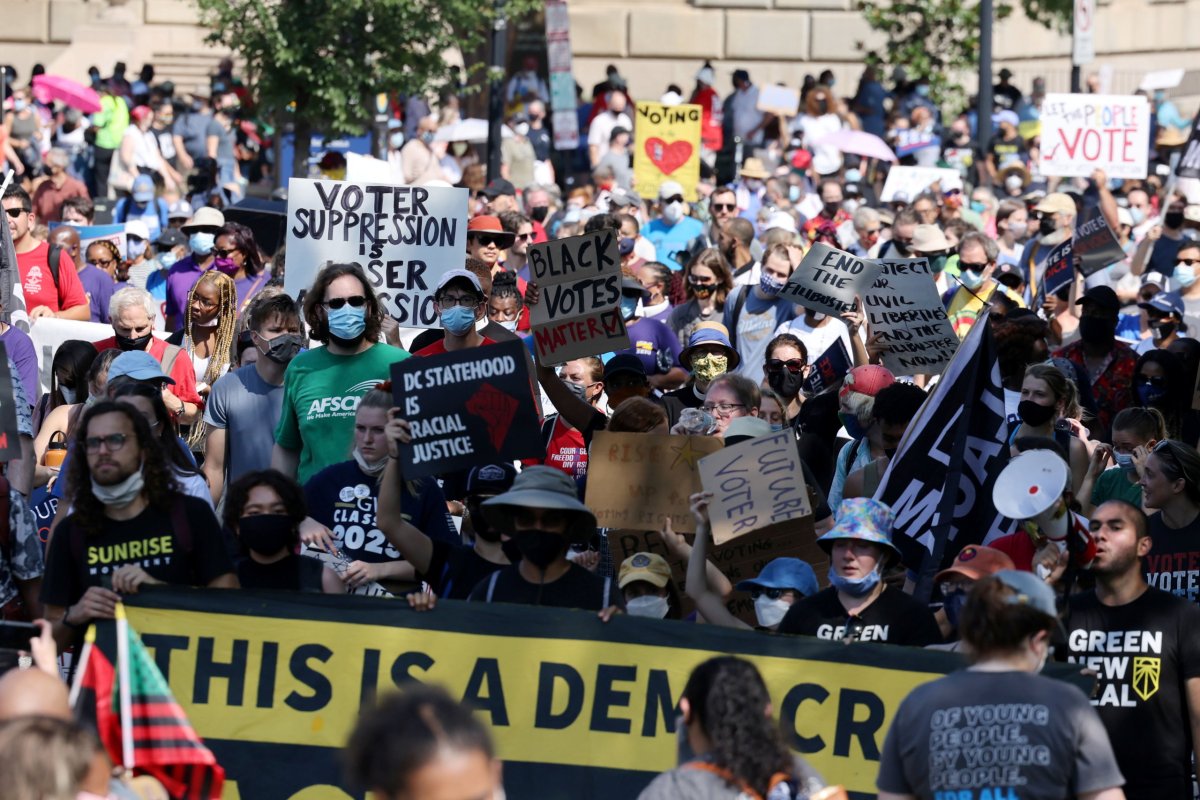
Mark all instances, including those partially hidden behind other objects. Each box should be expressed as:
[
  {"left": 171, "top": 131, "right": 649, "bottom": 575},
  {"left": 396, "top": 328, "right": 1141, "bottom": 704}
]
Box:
[{"left": 690, "top": 353, "right": 728, "bottom": 383}]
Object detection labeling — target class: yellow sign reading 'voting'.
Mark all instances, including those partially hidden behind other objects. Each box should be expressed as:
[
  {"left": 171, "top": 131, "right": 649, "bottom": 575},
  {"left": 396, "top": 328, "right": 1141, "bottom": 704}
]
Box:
[
  {"left": 634, "top": 102, "right": 702, "bottom": 202},
  {"left": 118, "top": 588, "right": 992, "bottom": 799}
]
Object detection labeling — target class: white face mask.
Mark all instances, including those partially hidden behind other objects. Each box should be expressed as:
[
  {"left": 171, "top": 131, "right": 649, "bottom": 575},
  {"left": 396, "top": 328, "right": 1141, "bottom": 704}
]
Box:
[
  {"left": 515, "top": 122, "right": 530, "bottom": 137},
  {"left": 754, "top": 595, "right": 791, "bottom": 628},
  {"left": 626, "top": 595, "right": 670, "bottom": 619},
  {"left": 808, "top": 310, "right": 827, "bottom": 322},
  {"left": 663, "top": 201, "right": 684, "bottom": 224},
  {"left": 60, "top": 385, "right": 77, "bottom": 404},
  {"left": 91, "top": 467, "right": 145, "bottom": 508},
  {"left": 353, "top": 447, "right": 387, "bottom": 477},
  {"left": 497, "top": 319, "right": 519, "bottom": 332}
]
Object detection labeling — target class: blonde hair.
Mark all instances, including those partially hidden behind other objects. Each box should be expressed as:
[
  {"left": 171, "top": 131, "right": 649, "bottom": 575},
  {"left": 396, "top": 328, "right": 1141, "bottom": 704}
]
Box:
[
  {"left": 184, "top": 270, "right": 239, "bottom": 449},
  {"left": 0, "top": 716, "right": 98, "bottom": 800},
  {"left": 1024, "top": 363, "right": 1081, "bottom": 420}
]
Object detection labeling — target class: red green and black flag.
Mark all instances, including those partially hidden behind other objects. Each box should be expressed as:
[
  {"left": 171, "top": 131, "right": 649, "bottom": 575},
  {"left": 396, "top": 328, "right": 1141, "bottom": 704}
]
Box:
[{"left": 71, "top": 603, "right": 224, "bottom": 799}]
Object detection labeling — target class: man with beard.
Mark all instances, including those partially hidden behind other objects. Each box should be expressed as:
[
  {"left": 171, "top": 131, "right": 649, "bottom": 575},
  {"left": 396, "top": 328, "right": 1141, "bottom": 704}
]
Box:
[
  {"left": 41, "top": 401, "right": 236, "bottom": 648},
  {"left": 272, "top": 263, "right": 407, "bottom": 483},
  {"left": 378, "top": 462, "right": 515, "bottom": 600},
  {"left": 1065, "top": 500, "right": 1200, "bottom": 800},
  {"left": 1053, "top": 286, "right": 1136, "bottom": 443}
]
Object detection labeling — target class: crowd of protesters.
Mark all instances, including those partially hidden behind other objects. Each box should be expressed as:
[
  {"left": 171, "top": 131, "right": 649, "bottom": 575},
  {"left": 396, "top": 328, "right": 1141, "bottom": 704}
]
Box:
[{"left": 1, "top": 52, "right": 1200, "bottom": 800}]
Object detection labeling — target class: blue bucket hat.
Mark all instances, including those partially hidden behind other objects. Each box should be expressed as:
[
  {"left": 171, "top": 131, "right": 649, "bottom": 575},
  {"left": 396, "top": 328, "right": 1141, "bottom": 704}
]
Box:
[
  {"left": 679, "top": 324, "right": 740, "bottom": 370},
  {"left": 108, "top": 350, "right": 175, "bottom": 385},
  {"left": 736, "top": 557, "right": 818, "bottom": 597},
  {"left": 818, "top": 498, "right": 902, "bottom": 563}
]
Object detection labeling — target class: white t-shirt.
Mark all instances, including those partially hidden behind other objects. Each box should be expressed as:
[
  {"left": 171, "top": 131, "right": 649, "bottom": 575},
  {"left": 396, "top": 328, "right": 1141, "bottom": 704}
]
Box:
[
  {"left": 587, "top": 111, "right": 633, "bottom": 162},
  {"left": 730, "top": 87, "right": 764, "bottom": 142},
  {"left": 774, "top": 315, "right": 853, "bottom": 362}
]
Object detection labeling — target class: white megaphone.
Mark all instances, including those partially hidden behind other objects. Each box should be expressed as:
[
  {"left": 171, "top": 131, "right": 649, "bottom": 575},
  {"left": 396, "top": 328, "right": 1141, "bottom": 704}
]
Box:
[{"left": 993, "top": 450, "right": 1071, "bottom": 542}]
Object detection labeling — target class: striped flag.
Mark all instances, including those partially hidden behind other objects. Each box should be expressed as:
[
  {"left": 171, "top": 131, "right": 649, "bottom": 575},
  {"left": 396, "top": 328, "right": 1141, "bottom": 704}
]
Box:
[{"left": 71, "top": 604, "right": 224, "bottom": 799}]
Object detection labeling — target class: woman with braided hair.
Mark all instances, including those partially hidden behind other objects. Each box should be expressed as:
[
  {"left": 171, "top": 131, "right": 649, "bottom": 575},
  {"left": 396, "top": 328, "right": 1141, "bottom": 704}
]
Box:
[
  {"left": 168, "top": 269, "right": 238, "bottom": 452},
  {"left": 639, "top": 656, "right": 830, "bottom": 800}
]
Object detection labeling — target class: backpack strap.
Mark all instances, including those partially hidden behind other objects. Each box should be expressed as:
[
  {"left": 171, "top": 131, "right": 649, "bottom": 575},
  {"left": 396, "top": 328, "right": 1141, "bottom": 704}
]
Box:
[
  {"left": 485, "top": 570, "right": 500, "bottom": 603},
  {"left": 158, "top": 344, "right": 183, "bottom": 381},
  {"left": 602, "top": 576, "right": 612, "bottom": 608},
  {"left": 540, "top": 414, "right": 559, "bottom": 451},
  {"left": 726, "top": 285, "right": 750, "bottom": 351},
  {"left": 46, "top": 243, "right": 62, "bottom": 292},
  {"left": 168, "top": 497, "right": 198, "bottom": 584}
]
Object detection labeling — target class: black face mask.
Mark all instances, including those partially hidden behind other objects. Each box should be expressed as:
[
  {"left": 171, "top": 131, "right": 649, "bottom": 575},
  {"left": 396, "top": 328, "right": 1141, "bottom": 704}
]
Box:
[
  {"left": 1078, "top": 315, "right": 1116, "bottom": 347},
  {"left": 115, "top": 332, "right": 153, "bottom": 352},
  {"left": 1151, "top": 321, "right": 1177, "bottom": 340},
  {"left": 530, "top": 206, "right": 549, "bottom": 223},
  {"left": 513, "top": 529, "right": 568, "bottom": 569},
  {"left": 1038, "top": 217, "right": 1058, "bottom": 237},
  {"left": 500, "top": 537, "right": 522, "bottom": 563},
  {"left": 1017, "top": 399, "right": 1056, "bottom": 427},
  {"left": 259, "top": 333, "right": 304, "bottom": 364},
  {"left": 823, "top": 202, "right": 841, "bottom": 216},
  {"left": 1166, "top": 211, "right": 1185, "bottom": 229},
  {"left": 767, "top": 368, "right": 806, "bottom": 399},
  {"left": 239, "top": 514, "right": 295, "bottom": 555},
  {"left": 468, "top": 499, "right": 501, "bottom": 543}
]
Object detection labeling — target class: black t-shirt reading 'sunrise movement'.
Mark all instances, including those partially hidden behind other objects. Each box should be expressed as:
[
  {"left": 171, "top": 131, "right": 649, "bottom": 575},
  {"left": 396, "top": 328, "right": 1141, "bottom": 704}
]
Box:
[
  {"left": 776, "top": 586, "right": 942, "bottom": 646},
  {"left": 1065, "top": 587, "right": 1200, "bottom": 800},
  {"left": 40, "top": 495, "right": 233, "bottom": 608}
]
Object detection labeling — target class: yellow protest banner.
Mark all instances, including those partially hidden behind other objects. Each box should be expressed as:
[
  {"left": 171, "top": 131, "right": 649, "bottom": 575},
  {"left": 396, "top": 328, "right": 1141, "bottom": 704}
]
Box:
[{"left": 633, "top": 102, "right": 702, "bottom": 202}]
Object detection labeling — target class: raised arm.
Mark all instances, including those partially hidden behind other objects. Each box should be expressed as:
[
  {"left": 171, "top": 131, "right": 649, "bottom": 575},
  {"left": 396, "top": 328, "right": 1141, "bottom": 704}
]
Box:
[
  {"left": 375, "top": 410, "right": 434, "bottom": 575},
  {"left": 685, "top": 492, "right": 750, "bottom": 629}
]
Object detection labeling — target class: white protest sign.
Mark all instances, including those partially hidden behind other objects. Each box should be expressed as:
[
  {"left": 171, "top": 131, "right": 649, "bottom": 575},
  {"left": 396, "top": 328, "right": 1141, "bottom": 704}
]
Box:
[
  {"left": 28, "top": 318, "right": 168, "bottom": 394},
  {"left": 879, "top": 166, "right": 962, "bottom": 203},
  {"left": 1039, "top": 93, "right": 1150, "bottom": 179},
  {"left": 284, "top": 178, "right": 468, "bottom": 328},
  {"left": 863, "top": 257, "right": 958, "bottom": 376},
  {"left": 527, "top": 230, "right": 630, "bottom": 365},
  {"left": 757, "top": 85, "right": 801, "bottom": 117},
  {"left": 698, "top": 430, "right": 812, "bottom": 546},
  {"left": 1139, "top": 69, "right": 1185, "bottom": 92},
  {"left": 779, "top": 242, "right": 881, "bottom": 317}
]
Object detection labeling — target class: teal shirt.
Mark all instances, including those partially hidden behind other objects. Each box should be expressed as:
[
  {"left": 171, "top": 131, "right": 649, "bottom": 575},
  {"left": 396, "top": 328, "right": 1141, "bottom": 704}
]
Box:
[
  {"left": 1091, "top": 467, "right": 1143, "bottom": 508},
  {"left": 275, "top": 343, "right": 408, "bottom": 483}
]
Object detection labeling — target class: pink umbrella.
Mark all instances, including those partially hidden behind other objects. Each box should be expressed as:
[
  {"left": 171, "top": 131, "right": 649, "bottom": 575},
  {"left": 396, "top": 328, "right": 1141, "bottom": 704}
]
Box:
[
  {"left": 31, "top": 74, "right": 101, "bottom": 114},
  {"left": 812, "top": 129, "right": 898, "bottom": 163}
]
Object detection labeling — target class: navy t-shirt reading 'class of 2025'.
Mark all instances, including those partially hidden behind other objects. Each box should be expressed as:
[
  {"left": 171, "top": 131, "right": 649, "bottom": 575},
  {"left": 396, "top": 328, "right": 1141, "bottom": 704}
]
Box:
[{"left": 303, "top": 460, "right": 458, "bottom": 564}]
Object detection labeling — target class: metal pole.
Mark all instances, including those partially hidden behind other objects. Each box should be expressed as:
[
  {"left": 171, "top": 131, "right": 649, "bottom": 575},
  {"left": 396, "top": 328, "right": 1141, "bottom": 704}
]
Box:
[
  {"left": 976, "top": 0, "right": 994, "bottom": 163},
  {"left": 486, "top": 0, "right": 508, "bottom": 182}
]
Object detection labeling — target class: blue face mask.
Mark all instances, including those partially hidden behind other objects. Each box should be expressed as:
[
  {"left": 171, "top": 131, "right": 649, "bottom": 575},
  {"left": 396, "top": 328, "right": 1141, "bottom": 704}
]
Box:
[
  {"left": 440, "top": 305, "right": 476, "bottom": 336},
  {"left": 1137, "top": 383, "right": 1167, "bottom": 408},
  {"left": 970, "top": 200, "right": 986, "bottom": 213},
  {"left": 327, "top": 304, "right": 366, "bottom": 341},
  {"left": 620, "top": 296, "right": 640, "bottom": 320},
  {"left": 1114, "top": 451, "right": 1137, "bottom": 473},
  {"left": 915, "top": 84, "right": 931, "bottom": 97},
  {"left": 943, "top": 590, "right": 969, "bottom": 628},
  {"left": 158, "top": 252, "right": 178, "bottom": 269},
  {"left": 788, "top": 185, "right": 801, "bottom": 203},
  {"left": 189, "top": 232, "right": 215, "bottom": 256},
  {"left": 759, "top": 272, "right": 787, "bottom": 298},
  {"left": 839, "top": 411, "right": 866, "bottom": 439},
  {"left": 828, "top": 564, "right": 882, "bottom": 597}
]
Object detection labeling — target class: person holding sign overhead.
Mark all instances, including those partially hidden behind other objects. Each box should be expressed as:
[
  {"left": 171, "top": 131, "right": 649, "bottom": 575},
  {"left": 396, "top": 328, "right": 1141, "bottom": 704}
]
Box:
[{"left": 272, "top": 263, "right": 408, "bottom": 484}]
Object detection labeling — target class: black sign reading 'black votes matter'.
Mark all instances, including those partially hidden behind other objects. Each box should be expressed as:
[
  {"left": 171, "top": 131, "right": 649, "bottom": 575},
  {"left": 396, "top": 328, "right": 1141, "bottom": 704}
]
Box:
[
  {"left": 873, "top": 315, "right": 1015, "bottom": 593},
  {"left": 391, "top": 339, "right": 542, "bottom": 479}
]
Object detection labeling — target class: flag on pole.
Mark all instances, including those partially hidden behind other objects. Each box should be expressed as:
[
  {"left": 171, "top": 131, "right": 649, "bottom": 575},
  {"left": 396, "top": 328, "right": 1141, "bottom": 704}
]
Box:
[
  {"left": 873, "top": 314, "right": 1015, "bottom": 601},
  {"left": 72, "top": 604, "right": 225, "bottom": 799}
]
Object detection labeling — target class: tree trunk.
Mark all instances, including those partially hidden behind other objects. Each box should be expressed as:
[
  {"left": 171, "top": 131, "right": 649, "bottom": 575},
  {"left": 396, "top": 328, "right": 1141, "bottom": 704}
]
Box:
[{"left": 293, "top": 115, "right": 312, "bottom": 185}]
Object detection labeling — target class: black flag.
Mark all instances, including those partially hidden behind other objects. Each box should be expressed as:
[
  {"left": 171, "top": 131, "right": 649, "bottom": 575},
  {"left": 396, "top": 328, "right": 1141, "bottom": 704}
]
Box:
[{"left": 873, "top": 314, "right": 1014, "bottom": 601}]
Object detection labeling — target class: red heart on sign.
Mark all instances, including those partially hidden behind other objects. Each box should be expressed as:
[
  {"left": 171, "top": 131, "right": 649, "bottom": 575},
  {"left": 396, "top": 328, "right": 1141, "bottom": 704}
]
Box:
[{"left": 645, "top": 137, "right": 693, "bottom": 175}]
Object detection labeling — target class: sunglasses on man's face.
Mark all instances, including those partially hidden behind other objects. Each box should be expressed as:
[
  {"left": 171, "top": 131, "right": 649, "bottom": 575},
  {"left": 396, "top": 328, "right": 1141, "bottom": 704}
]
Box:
[
  {"left": 324, "top": 295, "right": 367, "bottom": 310},
  {"left": 765, "top": 358, "right": 806, "bottom": 375},
  {"left": 4, "top": 208, "right": 25, "bottom": 219},
  {"left": 471, "top": 234, "right": 507, "bottom": 248},
  {"left": 711, "top": 202, "right": 736, "bottom": 212}
]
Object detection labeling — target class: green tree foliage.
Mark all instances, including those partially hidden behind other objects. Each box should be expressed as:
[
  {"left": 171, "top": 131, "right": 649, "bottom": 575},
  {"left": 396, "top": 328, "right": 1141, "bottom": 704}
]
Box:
[
  {"left": 856, "top": 0, "right": 1070, "bottom": 111},
  {"left": 193, "top": 0, "right": 539, "bottom": 178}
]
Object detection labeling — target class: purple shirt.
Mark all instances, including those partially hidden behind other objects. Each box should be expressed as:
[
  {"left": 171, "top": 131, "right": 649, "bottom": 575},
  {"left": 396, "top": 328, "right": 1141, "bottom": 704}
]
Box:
[
  {"left": 77, "top": 264, "right": 118, "bottom": 324},
  {"left": 165, "top": 255, "right": 209, "bottom": 330},
  {"left": 234, "top": 271, "right": 271, "bottom": 314},
  {"left": 614, "top": 317, "right": 682, "bottom": 376},
  {"left": 0, "top": 324, "right": 40, "bottom": 405}
]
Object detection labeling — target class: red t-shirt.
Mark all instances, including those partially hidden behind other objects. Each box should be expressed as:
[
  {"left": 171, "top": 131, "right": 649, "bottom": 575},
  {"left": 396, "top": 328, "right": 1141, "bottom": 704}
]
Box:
[
  {"left": 92, "top": 336, "right": 203, "bottom": 408},
  {"left": 414, "top": 336, "right": 498, "bottom": 357},
  {"left": 17, "top": 241, "right": 88, "bottom": 313},
  {"left": 526, "top": 417, "right": 588, "bottom": 479}
]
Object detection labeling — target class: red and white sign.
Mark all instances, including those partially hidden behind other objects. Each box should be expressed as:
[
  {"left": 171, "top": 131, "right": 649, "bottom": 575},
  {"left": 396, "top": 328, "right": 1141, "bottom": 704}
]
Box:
[
  {"left": 1039, "top": 93, "right": 1149, "bottom": 180},
  {"left": 1072, "top": 0, "right": 1095, "bottom": 66}
]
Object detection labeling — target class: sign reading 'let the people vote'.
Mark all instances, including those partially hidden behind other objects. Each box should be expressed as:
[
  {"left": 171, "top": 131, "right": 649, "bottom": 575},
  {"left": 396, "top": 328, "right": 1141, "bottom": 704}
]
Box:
[{"left": 527, "top": 231, "right": 630, "bottom": 365}]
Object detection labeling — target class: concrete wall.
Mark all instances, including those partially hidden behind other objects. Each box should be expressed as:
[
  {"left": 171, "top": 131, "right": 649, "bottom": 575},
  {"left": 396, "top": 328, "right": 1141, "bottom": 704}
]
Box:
[{"left": 3, "top": 0, "right": 1196, "bottom": 110}]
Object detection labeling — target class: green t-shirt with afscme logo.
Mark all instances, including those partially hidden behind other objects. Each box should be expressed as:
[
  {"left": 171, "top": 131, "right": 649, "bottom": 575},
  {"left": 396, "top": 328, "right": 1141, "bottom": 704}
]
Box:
[{"left": 275, "top": 343, "right": 408, "bottom": 483}]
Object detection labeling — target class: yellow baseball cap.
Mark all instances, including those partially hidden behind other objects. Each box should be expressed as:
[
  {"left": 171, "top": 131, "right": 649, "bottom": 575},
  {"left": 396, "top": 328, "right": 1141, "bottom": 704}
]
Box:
[{"left": 618, "top": 552, "right": 672, "bottom": 589}]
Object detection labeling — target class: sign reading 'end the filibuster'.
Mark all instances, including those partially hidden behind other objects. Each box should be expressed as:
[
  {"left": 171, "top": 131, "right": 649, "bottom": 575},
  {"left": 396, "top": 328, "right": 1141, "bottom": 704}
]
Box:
[{"left": 1040, "top": 93, "right": 1150, "bottom": 179}]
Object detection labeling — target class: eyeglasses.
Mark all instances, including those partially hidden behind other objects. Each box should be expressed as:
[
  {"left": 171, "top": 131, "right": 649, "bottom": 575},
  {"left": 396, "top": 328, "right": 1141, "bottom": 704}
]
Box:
[
  {"left": 711, "top": 203, "right": 736, "bottom": 212},
  {"left": 765, "top": 358, "right": 806, "bottom": 375},
  {"left": 4, "top": 208, "right": 25, "bottom": 219},
  {"left": 701, "top": 402, "right": 746, "bottom": 416},
  {"left": 212, "top": 247, "right": 238, "bottom": 258},
  {"left": 191, "top": 296, "right": 219, "bottom": 310},
  {"left": 515, "top": 232, "right": 533, "bottom": 241},
  {"left": 958, "top": 261, "right": 990, "bottom": 272},
  {"left": 471, "top": 234, "right": 508, "bottom": 248},
  {"left": 749, "top": 587, "right": 788, "bottom": 600},
  {"left": 438, "top": 295, "right": 481, "bottom": 310},
  {"left": 1178, "top": 259, "right": 1199, "bottom": 267},
  {"left": 323, "top": 295, "right": 367, "bottom": 309},
  {"left": 92, "top": 258, "right": 116, "bottom": 269},
  {"left": 662, "top": 195, "right": 684, "bottom": 205},
  {"left": 85, "top": 433, "right": 130, "bottom": 453}
]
